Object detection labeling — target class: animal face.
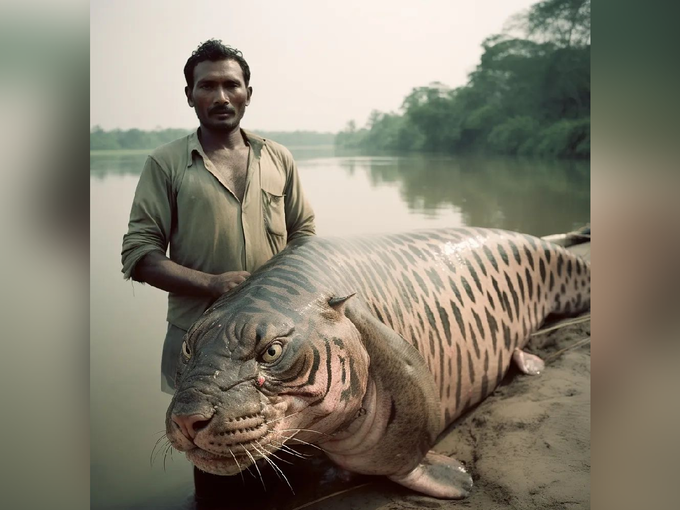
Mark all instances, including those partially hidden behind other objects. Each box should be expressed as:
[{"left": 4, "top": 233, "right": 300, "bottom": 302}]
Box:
[{"left": 165, "top": 293, "right": 369, "bottom": 475}]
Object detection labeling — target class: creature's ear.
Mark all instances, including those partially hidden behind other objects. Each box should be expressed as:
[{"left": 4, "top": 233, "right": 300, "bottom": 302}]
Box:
[{"left": 328, "top": 293, "right": 356, "bottom": 315}]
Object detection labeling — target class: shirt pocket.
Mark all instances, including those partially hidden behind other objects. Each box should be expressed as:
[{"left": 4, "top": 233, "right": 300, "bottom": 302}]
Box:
[{"left": 261, "top": 189, "right": 287, "bottom": 238}]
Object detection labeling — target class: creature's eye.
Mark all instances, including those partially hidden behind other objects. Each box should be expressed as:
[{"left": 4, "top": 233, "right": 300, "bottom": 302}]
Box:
[
  {"left": 181, "top": 341, "right": 192, "bottom": 360},
  {"left": 261, "top": 342, "right": 283, "bottom": 363}
]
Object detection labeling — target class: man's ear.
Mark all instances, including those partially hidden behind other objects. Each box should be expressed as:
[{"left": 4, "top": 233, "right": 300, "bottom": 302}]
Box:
[
  {"left": 185, "top": 86, "right": 194, "bottom": 107},
  {"left": 246, "top": 86, "right": 253, "bottom": 106}
]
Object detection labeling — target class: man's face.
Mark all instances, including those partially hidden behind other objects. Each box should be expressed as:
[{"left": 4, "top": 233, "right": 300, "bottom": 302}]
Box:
[{"left": 186, "top": 59, "right": 252, "bottom": 132}]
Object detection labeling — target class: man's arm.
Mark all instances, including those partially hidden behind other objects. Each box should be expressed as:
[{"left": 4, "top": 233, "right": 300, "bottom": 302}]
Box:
[
  {"left": 121, "top": 156, "right": 249, "bottom": 298},
  {"left": 282, "top": 155, "right": 316, "bottom": 242},
  {"left": 133, "top": 252, "right": 249, "bottom": 299}
]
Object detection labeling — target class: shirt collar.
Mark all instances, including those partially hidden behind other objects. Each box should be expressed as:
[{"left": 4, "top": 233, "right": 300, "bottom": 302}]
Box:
[{"left": 186, "top": 128, "right": 266, "bottom": 167}]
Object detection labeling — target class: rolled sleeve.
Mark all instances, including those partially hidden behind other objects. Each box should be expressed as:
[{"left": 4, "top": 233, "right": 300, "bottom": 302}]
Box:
[
  {"left": 121, "top": 156, "right": 174, "bottom": 281},
  {"left": 283, "top": 156, "right": 316, "bottom": 242}
]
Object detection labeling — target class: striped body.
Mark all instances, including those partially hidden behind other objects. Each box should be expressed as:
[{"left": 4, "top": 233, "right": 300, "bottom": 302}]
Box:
[{"left": 166, "top": 227, "right": 590, "bottom": 496}]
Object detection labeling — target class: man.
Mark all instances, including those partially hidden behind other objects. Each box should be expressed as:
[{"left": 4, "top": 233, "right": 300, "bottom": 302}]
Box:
[{"left": 121, "top": 39, "right": 316, "bottom": 394}]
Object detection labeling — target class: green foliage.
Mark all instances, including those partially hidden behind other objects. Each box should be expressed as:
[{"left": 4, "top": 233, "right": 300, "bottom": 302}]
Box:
[
  {"left": 487, "top": 116, "right": 540, "bottom": 154},
  {"left": 533, "top": 117, "right": 590, "bottom": 158},
  {"left": 335, "top": 0, "right": 590, "bottom": 159}
]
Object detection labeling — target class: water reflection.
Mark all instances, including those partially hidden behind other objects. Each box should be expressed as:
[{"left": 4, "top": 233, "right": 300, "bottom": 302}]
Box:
[{"left": 347, "top": 154, "right": 590, "bottom": 236}]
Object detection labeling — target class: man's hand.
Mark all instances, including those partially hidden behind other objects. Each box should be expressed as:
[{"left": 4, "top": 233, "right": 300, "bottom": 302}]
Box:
[
  {"left": 209, "top": 271, "right": 251, "bottom": 298},
  {"left": 133, "top": 252, "right": 251, "bottom": 298}
]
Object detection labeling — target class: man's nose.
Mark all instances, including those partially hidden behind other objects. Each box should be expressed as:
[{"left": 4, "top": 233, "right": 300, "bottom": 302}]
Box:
[
  {"left": 215, "top": 86, "right": 229, "bottom": 104},
  {"left": 171, "top": 412, "right": 212, "bottom": 441}
]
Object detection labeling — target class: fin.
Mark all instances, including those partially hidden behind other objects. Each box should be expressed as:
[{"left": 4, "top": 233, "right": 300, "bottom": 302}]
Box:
[
  {"left": 341, "top": 299, "right": 442, "bottom": 471},
  {"left": 512, "top": 348, "right": 545, "bottom": 375},
  {"left": 388, "top": 451, "right": 473, "bottom": 499}
]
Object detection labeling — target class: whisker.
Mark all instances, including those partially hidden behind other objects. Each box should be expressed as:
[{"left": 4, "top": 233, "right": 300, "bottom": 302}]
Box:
[
  {"left": 268, "top": 440, "right": 310, "bottom": 460},
  {"left": 265, "top": 409, "right": 304, "bottom": 425},
  {"left": 163, "top": 443, "right": 173, "bottom": 472},
  {"left": 278, "top": 428, "right": 333, "bottom": 438},
  {"left": 253, "top": 445, "right": 281, "bottom": 480},
  {"left": 257, "top": 442, "right": 294, "bottom": 465},
  {"left": 152, "top": 439, "right": 171, "bottom": 467},
  {"left": 283, "top": 434, "right": 327, "bottom": 453},
  {"left": 255, "top": 443, "right": 295, "bottom": 495},
  {"left": 228, "top": 448, "right": 246, "bottom": 484},
  {"left": 150, "top": 434, "right": 167, "bottom": 467},
  {"left": 242, "top": 447, "right": 266, "bottom": 491}
]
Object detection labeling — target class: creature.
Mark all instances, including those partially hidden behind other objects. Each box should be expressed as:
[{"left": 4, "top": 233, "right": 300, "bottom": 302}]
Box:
[{"left": 165, "top": 227, "right": 590, "bottom": 499}]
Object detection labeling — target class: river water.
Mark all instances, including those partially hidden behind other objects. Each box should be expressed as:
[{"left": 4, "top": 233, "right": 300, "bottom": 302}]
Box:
[{"left": 90, "top": 146, "right": 589, "bottom": 509}]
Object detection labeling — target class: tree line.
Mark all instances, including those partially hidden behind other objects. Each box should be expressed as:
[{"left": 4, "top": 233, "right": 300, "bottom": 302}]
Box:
[
  {"left": 336, "top": 0, "right": 590, "bottom": 159},
  {"left": 90, "top": 127, "right": 335, "bottom": 151}
]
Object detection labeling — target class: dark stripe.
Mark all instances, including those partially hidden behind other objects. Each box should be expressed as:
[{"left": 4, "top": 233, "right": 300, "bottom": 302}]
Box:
[
  {"left": 497, "top": 245, "right": 510, "bottom": 265},
  {"left": 468, "top": 322, "right": 481, "bottom": 358},
  {"left": 523, "top": 246, "right": 535, "bottom": 270},
  {"left": 516, "top": 273, "right": 525, "bottom": 303},
  {"left": 323, "top": 341, "right": 333, "bottom": 397},
  {"left": 525, "top": 269, "right": 533, "bottom": 300},
  {"left": 502, "top": 291, "right": 514, "bottom": 321},
  {"left": 503, "top": 323, "right": 512, "bottom": 350},
  {"left": 439, "top": 343, "right": 446, "bottom": 397},
  {"left": 339, "top": 356, "right": 346, "bottom": 384},
  {"left": 557, "top": 253, "right": 564, "bottom": 277},
  {"left": 429, "top": 330, "right": 436, "bottom": 357},
  {"left": 450, "top": 300, "right": 467, "bottom": 342},
  {"left": 437, "top": 302, "right": 452, "bottom": 345},
  {"left": 461, "top": 276, "right": 476, "bottom": 304},
  {"left": 466, "top": 260, "right": 483, "bottom": 293},
  {"left": 408, "top": 244, "right": 427, "bottom": 261},
  {"left": 567, "top": 259, "right": 573, "bottom": 277},
  {"left": 472, "top": 309, "right": 485, "bottom": 340},
  {"left": 425, "top": 267, "right": 445, "bottom": 293},
  {"left": 455, "top": 343, "right": 462, "bottom": 411},
  {"left": 402, "top": 274, "right": 421, "bottom": 305},
  {"left": 504, "top": 273, "right": 520, "bottom": 319},
  {"left": 467, "top": 350, "right": 476, "bottom": 384},
  {"left": 492, "top": 277, "right": 505, "bottom": 312},
  {"left": 523, "top": 234, "right": 537, "bottom": 250},
  {"left": 486, "top": 291, "right": 496, "bottom": 310},
  {"left": 539, "top": 259, "right": 546, "bottom": 283},
  {"left": 549, "top": 271, "right": 555, "bottom": 292},
  {"left": 483, "top": 245, "right": 498, "bottom": 271},
  {"left": 508, "top": 240, "right": 522, "bottom": 264},
  {"left": 485, "top": 308, "right": 498, "bottom": 352},
  {"left": 472, "top": 250, "right": 488, "bottom": 276},
  {"left": 307, "top": 346, "right": 321, "bottom": 386},
  {"left": 400, "top": 249, "right": 416, "bottom": 265},
  {"left": 544, "top": 247, "right": 552, "bottom": 264},
  {"left": 412, "top": 271, "right": 430, "bottom": 298},
  {"left": 449, "top": 277, "right": 464, "bottom": 305}
]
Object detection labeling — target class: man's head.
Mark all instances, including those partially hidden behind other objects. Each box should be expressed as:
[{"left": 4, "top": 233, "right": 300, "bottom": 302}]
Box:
[{"left": 184, "top": 39, "right": 252, "bottom": 132}]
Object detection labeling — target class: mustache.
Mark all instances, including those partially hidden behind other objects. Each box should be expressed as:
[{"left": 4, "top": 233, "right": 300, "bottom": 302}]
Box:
[{"left": 209, "top": 105, "right": 236, "bottom": 115}]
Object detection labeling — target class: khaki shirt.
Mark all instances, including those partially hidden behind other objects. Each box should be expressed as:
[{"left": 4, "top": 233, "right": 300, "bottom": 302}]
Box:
[{"left": 121, "top": 129, "right": 316, "bottom": 330}]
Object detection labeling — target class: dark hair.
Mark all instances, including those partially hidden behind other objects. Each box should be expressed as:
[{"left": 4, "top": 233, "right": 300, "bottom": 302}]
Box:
[{"left": 183, "top": 39, "right": 251, "bottom": 89}]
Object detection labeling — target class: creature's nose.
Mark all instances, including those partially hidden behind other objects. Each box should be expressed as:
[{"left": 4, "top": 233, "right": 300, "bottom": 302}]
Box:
[{"left": 171, "top": 413, "right": 212, "bottom": 441}]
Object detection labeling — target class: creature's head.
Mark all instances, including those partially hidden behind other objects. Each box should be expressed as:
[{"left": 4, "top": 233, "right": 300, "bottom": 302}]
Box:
[{"left": 165, "top": 289, "right": 369, "bottom": 475}]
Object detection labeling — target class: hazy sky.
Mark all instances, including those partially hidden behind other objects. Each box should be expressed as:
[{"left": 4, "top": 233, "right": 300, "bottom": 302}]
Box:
[{"left": 91, "top": 0, "right": 536, "bottom": 133}]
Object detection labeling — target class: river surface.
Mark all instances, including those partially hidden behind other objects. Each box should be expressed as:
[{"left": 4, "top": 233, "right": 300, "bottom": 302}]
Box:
[{"left": 90, "top": 146, "right": 589, "bottom": 509}]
